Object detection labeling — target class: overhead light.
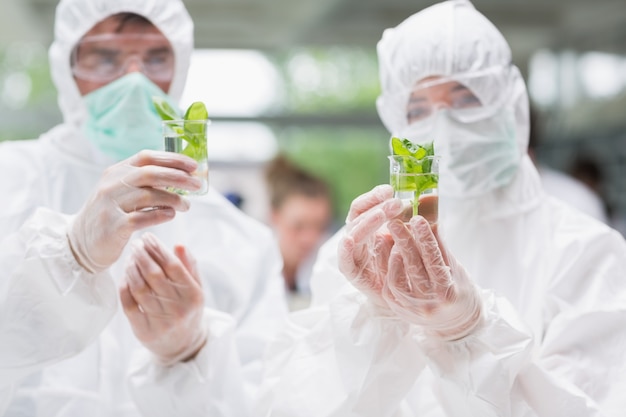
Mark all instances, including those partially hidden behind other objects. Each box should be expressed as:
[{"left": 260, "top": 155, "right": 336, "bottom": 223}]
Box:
[
  {"left": 578, "top": 52, "right": 625, "bottom": 99},
  {"left": 528, "top": 49, "right": 558, "bottom": 108},
  {"left": 180, "top": 49, "right": 281, "bottom": 117}
]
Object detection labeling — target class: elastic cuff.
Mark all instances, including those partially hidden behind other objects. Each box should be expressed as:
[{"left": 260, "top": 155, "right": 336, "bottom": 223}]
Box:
[
  {"left": 429, "top": 299, "right": 484, "bottom": 342},
  {"left": 66, "top": 215, "right": 111, "bottom": 274},
  {"left": 155, "top": 316, "right": 210, "bottom": 367},
  {"left": 66, "top": 231, "right": 97, "bottom": 274}
]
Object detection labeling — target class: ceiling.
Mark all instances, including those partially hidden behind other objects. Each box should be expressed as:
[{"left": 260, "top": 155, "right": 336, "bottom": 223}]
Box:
[
  {"left": 2, "top": 0, "right": 625, "bottom": 214},
  {"left": 2, "top": 0, "right": 626, "bottom": 137},
  {"left": 5, "top": 0, "right": 626, "bottom": 71}
]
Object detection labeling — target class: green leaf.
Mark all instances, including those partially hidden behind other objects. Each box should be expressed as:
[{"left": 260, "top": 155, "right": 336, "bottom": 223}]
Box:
[
  {"left": 390, "top": 136, "right": 435, "bottom": 174},
  {"left": 391, "top": 137, "right": 411, "bottom": 156},
  {"left": 184, "top": 101, "right": 209, "bottom": 121},
  {"left": 152, "top": 96, "right": 180, "bottom": 120},
  {"left": 155, "top": 99, "right": 210, "bottom": 169},
  {"left": 182, "top": 102, "right": 209, "bottom": 152}
]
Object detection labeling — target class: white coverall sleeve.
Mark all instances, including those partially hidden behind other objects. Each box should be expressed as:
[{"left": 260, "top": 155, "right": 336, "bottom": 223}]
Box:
[
  {"left": 127, "top": 309, "right": 252, "bottom": 416},
  {"left": 257, "top": 289, "right": 426, "bottom": 417},
  {"left": 257, "top": 284, "right": 533, "bottom": 417},
  {"left": 413, "top": 291, "right": 535, "bottom": 416},
  {"left": 0, "top": 208, "right": 118, "bottom": 388},
  {"left": 127, "top": 233, "right": 288, "bottom": 416},
  {"left": 509, "top": 228, "right": 626, "bottom": 417},
  {"left": 422, "top": 235, "right": 626, "bottom": 417}
]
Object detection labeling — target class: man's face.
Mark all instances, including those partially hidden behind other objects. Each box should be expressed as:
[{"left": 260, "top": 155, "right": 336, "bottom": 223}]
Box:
[
  {"left": 72, "top": 15, "right": 174, "bottom": 95},
  {"left": 271, "top": 194, "right": 332, "bottom": 270}
]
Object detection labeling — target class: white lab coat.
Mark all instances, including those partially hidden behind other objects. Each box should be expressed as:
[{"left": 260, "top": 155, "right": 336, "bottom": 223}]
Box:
[
  {"left": 0, "top": 0, "right": 288, "bottom": 415},
  {"left": 256, "top": 1, "right": 626, "bottom": 415},
  {"left": 258, "top": 159, "right": 626, "bottom": 417},
  {"left": 0, "top": 124, "right": 288, "bottom": 417}
]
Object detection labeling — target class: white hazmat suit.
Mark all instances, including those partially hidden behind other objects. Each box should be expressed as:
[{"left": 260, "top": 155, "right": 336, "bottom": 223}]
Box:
[
  {"left": 258, "top": 1, "right": 626, "bottom": 416},
  {"left": 0, "top": 0, "right": 288, "bottom": 416}
]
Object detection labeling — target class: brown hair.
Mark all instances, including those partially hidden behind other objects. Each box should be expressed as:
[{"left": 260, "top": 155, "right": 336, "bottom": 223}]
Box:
[
  {"left": 265, "top": 154, "right": 331, "bottom": 211},
  {"left": 111, "top": 12, "right": 154, "bottom": 32}
]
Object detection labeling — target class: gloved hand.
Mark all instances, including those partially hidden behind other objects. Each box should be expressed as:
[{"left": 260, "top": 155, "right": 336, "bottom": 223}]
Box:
[
  {"left": 68, "top": 150, "right": 202, "bottom": 273},
  {"left": 120, "top": 232, "right": 207, "bottom": 366},
  {"left": 338, "top": 184, "right": 404, "bottom": 308},
  {"left": 383, "top": 216, "right": 483, "bottom": 341}
]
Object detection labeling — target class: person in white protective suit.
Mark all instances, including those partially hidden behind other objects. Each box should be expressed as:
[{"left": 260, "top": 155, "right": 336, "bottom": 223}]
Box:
[
  {"left": 257, "top": 1, "right": 626, "bottom": 416},
  {"left": 0, "top": 0, "right": 288, "bottom": 415}
]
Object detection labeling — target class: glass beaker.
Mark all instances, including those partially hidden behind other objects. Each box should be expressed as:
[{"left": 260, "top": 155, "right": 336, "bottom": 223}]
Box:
[
  {"left": 389, "top": 155, "right": 439, "bottom": 224},
  {"left": 163, "top": 119, "right": 210, "bottom": 195}
]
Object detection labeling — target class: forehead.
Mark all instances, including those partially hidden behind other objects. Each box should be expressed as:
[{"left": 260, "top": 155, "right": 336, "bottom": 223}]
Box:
[
  {"left": 82, "top": 14, "right": 163, "bottom": 37},
  {"left": 76, "top": 16, "right": 171, "bottom": 54},
  {"left": 278, "top": 195, "right": 331, "bottom": 217}
]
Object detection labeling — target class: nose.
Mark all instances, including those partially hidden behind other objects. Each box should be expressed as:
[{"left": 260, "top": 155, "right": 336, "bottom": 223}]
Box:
[
  {"left": 432, "top": 101, "right": 452, "bottom": 112},
  {"left": 300, "top": 227, "right": 324, "bottom": 250},
  {"left": 124, "top": 55, "right": 144, "bottom": 75}
]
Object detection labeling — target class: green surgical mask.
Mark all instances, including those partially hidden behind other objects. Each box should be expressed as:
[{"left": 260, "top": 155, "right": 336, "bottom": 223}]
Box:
[{"left": 83, "top": 72, "right": 179, "bottom": 161}]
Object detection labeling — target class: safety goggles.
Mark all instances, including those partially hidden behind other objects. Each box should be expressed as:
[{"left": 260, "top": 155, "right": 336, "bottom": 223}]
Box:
[
  {"left": 406, "top": 65, "right": 512, "bottom": 124},
  {"left": 381, "top": 65, "right": 513, "bottom": 136},
  {"left": 71, "top": 33, "right": 175, "bottom": 83}
]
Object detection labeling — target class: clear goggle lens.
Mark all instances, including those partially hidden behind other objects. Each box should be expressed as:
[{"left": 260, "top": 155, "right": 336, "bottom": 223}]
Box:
[
  {"left": 387, "top": 65, "right": 512, "bottom": 135},
  {"left": 71, "top": 33, "right": 174, "bottom": 83}
]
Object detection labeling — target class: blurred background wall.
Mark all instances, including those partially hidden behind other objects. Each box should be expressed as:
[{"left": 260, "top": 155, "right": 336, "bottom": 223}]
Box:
[{"left": 1, "top": 0, "right": 625, "bottom": 232}]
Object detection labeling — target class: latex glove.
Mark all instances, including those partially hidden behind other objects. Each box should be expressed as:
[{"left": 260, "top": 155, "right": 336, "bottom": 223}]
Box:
[
  {"left": 120, "top": 232, "right": 207, "bottom": 366},
  {"left": 68, "top": 150, "right": 202, "bottom": 273},
  {"left": 338, "top": 184, "right": 404, "bottom": 308},
  {"left": 383, "top": 216, "right": 483, "bottom": 341}
]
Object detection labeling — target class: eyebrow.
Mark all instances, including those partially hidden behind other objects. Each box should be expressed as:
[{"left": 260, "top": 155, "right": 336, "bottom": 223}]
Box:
[
  {"left": 85, "top": 47, "right": 120, "bottom": 56},
  {"left": 85, "top": 46, "right": 171, "bottom": 57},
  {"left": 408, "top": 95, "right": 428, "bottom": 104},
  {"left": 450, "top": 83, "right": 470, "bottom": 93},
  {"left": 146, "top": 46, "right": 173, "bottom": 55}
]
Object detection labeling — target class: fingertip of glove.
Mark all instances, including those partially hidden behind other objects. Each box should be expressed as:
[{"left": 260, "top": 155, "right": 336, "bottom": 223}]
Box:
[
  {"left": 374, "top": 184, "right": 394, "bottom": 197},
  {"left": 387, "top": 218, "right": 404, "bottom": 234},
  {"left": 174, "top": 244, "right": 192, "bottom": 263},
  {"left": 129, "top": 238, "right": 144, "bottom": 257},
  {"left": 409, "top": 214, "right": 428, "bottom": 226},
  {"left": 409, "top": 215, "right": 432, "bottom": 234},
  {"left": 339, "top": 235, "right": 355, "bottom": 252},
  {"left": 382, "top": 198, "right": 402, "bottom": 216},
  {"left": 140, "top": 232, "right": 157, "bottom": 248},
  {"left": 179, "top": 197, "right": 191, "bottom": 211}
]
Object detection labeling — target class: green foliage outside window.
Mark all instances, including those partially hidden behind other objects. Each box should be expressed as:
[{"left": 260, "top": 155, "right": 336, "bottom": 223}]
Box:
[
  {"left": 268, "top": 47, "right": 388, "bottom": 224},
  {"left": 0, "top": 42, "right": 60, "bottom": 141},
  {"left": 275, "top": 126, "right": 390, "bottom": 224},
  {"left": 267, "top": 46, "right": 380, "bottom": 114}
]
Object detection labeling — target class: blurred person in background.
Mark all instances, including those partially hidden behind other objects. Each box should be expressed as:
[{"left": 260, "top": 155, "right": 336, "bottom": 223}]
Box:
[
  {"left": 0, "top": 0, "right": 287, "bottom": 415},
  {"left": 569, "top": 155, "right": 626, "bottom": 237},
  {"left": 569, "top": 156, "right": 613, "bottom": 217},
  {"left": 264, "top": 154, "right": 334, "bottom": 310},
  {"left": 258, "top": 1, "right": 626, "bottom": 416},
  {"left": 570, "top": 156, "right": 606, "bottom": 195},
  {"left": 528, "top": 107, "right": 609, "bottom": 223}
]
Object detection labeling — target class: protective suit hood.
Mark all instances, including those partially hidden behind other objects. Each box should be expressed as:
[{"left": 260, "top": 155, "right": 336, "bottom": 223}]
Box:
[
  {"left": 49, "top": 0, "right": 193, "bottom": 127},
  {"left": 377, "top": 0, "right": 528, "bottom": 153},
  {"left": 376, "top": 0, "right": 540, "bottom": 219}
]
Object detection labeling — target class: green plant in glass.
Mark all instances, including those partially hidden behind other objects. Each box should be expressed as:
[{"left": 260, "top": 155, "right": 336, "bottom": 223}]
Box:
[
  {"left": 153, "top": 97, "right": 210, "bottom": 195},
  {"left": 153, "top": 97, "right": 208, "bottom": 161},
  {"left": 389, "top": 137, "right": 439, "bottom": 218}
]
